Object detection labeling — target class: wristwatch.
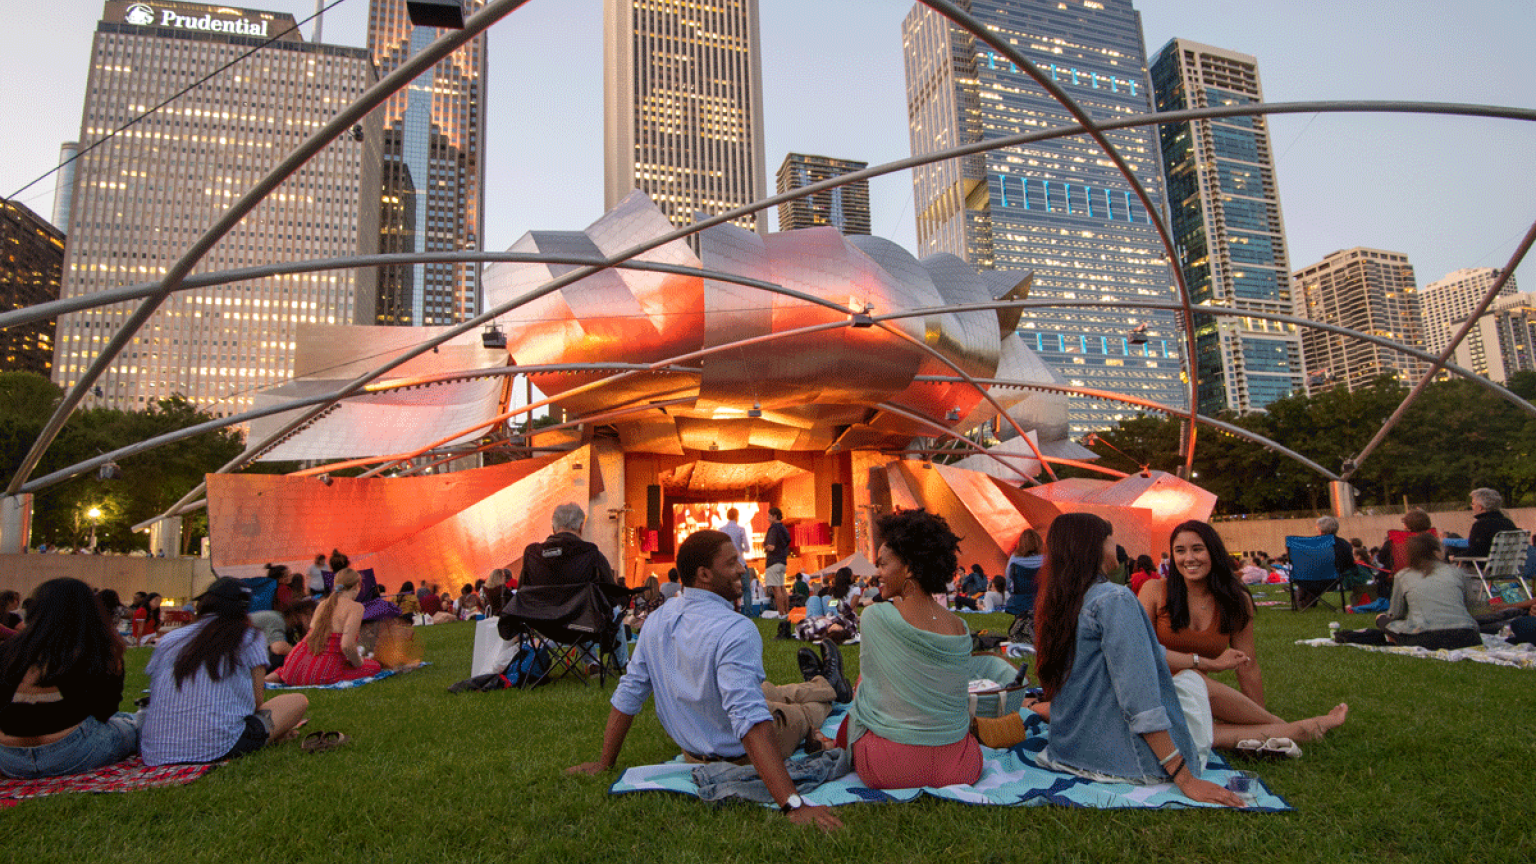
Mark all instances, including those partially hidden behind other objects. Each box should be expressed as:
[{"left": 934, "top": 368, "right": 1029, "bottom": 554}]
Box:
[
  {"left": 780, "top": 793, "right": 804, "bottom": 814},
  {"left": 1191, "top": 654, "right": 1201, "bottom": 670}
]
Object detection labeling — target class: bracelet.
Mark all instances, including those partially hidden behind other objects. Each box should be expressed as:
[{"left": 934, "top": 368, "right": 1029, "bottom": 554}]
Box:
[{"left": 1158, "top": 749, "right": 1181, "bottom": 766}]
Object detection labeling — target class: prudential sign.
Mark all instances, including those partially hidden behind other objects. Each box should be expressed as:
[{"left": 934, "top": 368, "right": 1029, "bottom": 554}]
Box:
[{"left": 124, "top": 4, "right": 272, "bottom": 38}]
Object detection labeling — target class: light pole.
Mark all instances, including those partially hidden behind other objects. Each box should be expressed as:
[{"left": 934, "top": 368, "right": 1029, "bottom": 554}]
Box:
[{"left": 87, "top": 506, "right": 102, "bottom": 550}]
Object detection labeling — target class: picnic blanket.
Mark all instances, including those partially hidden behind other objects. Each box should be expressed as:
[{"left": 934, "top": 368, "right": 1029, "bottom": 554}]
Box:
[
  {"left": 0, "top": 757, "right": 215, "bottom": 805},
  {"left": 611, "top": 710, "right": 1292, "bottom": 811},
  {"left": 1298, "top": 634, "right": 1536, "bottom": 669},
  {"left": 264, "top": 662, "right": 429, "bottom": 690}
]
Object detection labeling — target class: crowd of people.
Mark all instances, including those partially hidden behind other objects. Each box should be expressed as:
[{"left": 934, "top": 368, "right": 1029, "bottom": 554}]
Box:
[{"left": 8, "top": 489, "right": 1536, "bottom": 832}]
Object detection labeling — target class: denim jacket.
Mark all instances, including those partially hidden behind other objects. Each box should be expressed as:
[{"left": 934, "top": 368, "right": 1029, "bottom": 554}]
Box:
[{"left": 1038, "top": 578, "right": 1202, "bottom": 783}]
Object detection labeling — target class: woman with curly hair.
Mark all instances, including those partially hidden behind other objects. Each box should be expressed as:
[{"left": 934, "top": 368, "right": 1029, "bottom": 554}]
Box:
[
  {"left": 840, "top": 509, "right": 981, "bottom": 789},
  {"left": 0, "top": 579, "right": 138, "bottom": 778}
]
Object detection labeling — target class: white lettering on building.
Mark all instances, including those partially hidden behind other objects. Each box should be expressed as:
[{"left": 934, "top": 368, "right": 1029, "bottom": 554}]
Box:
[{"left": 146, "top": 9, "right": 272, "bottom": 38}]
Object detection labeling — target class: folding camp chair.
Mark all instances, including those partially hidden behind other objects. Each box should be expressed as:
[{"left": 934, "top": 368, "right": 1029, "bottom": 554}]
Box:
[
  {"left": 496, "top": 582, "right": 635, "bottom": 687},
  {"left": 1285, "top": 535, "right": 1350, "bottom": 611},
  {"left": 1451, "top": 529, "right": 1533, "bottom": 603}
]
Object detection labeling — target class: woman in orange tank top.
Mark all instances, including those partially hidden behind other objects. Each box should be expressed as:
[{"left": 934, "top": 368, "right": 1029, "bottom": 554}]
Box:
[{"left": 1141, "top": 520, "right": 1349, "bottom": 742}]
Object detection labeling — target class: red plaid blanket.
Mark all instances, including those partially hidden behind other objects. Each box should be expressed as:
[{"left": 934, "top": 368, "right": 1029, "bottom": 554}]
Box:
[{"left": 0, "top": 757, "right": 216, "bottom": 805}]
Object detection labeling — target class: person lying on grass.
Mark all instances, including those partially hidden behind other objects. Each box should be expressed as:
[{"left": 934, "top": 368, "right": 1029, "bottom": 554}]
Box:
[
  {"left": 567, "top": 528, "right": 844, "bottom": 831},
  {"left": 141, "top": 578, "right": 309, "bottom": 766}
]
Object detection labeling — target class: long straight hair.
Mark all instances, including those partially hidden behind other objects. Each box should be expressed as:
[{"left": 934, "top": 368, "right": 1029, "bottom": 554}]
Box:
[
  {"left": 1035, "top": 513, "right": 1115, "bottom": 699},
  {"left": 1404, "top": 532, "right": 1443, "bottom": 573},
  {"left": 172, "top": 594, "right": 255, "bottom": 686},
  {"left": 304, "top": 568, "right": 360, "bottom": 654},
  {"left": 0, "top": 578, "right": 124, "bottom": 687},
  {"left": 1166, "top": 520, "right": 1253, "bottom": 634}
]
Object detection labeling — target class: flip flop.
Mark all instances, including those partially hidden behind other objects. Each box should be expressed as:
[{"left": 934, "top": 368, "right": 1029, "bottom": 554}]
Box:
[{"left": 301, "top": 730, "right": 351, "bottom": 753}]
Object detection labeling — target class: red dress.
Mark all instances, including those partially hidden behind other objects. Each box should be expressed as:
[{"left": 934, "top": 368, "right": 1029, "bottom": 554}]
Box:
[{"left": 278, "top": 633, "right": 382, "bottom": 685}]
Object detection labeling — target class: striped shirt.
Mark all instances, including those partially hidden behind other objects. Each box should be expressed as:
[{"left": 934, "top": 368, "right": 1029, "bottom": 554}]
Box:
[{"left": 141, "top": 618, "right": 266, "bottom": 766}]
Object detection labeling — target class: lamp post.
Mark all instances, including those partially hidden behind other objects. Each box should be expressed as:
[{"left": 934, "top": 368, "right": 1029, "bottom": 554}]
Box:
[{"left": 87, "top": 506, "right": 102, "bottom": 550}]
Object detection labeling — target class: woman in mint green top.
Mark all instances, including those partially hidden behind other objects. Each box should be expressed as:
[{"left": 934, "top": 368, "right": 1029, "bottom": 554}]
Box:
[{"left": 842, "top": 510, "right": 981, "bottom": 789}]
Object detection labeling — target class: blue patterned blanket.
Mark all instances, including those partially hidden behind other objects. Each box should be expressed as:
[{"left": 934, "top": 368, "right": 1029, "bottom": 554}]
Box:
[
  {"left": 264, "top": 662, "right": 429, "bottom": 690},
  {"left": 610, "top": 710, "right": 1292, "bottom": 811}
]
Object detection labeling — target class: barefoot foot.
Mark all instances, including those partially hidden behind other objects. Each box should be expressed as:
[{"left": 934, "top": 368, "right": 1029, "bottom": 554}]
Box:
[{"left": 1302, "top": 703, "right": 1348, "bottom": 740}]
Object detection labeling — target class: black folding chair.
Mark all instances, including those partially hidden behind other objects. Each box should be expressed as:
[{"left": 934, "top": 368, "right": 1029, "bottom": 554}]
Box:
[{"left": 496, "top": 582, "right": 635, "bottom": 687}]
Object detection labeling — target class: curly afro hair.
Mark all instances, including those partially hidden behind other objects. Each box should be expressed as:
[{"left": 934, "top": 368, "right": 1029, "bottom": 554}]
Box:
[{"left": 875, "top": 509, "right": 961, "bottom": 594}]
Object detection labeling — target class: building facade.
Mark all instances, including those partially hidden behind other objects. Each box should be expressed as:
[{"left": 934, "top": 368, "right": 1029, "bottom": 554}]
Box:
[
  {"left": 1420, "top": 267, "right": 1518, "bottom": 356},
  {"left": 902, "top": 0, "right": 1186, "bottom": 435},
  {"left": 1, "top": 198, "right": 63, "bottom": 376},
  {"left": 775, "top": 153, "right": 871, "bottom": 234},
  {"left": 1292, "top": 247, "right": 1427, "bottom": 392},
  {"left": 1150, "top": 39, "right": 1303, "bottom": 415},
  {"left": 603, "top": 0, "right": 768, "bottom": 233},
  {"left": 54, "top": 1, "right": 379, "bottom": 417},
  {"left": 1447, "top": 293, "right": 1536, "bottom": 383},
  {"left": 367, "top": 0, "right": 487, "bottom": 327}
]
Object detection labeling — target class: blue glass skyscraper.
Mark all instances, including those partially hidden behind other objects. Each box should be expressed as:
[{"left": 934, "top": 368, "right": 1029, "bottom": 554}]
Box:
[
  {"left": 1150, "top": 39, "right": 1304, "bottom": 414},
  {"left": 902, "top": 0, "right": 1186, "bottom": 436}
]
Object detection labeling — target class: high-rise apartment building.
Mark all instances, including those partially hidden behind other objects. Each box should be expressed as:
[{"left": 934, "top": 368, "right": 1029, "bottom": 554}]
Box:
[
  {"left": 54, "top": 1, "right": 380, "bottom": 417},
  {"left": 1446, "top": 293, "right": 1536, "bottom": 383},
  {"left": 603, "top": 0, "right": 767, "bottom": 233},
  {"left": 1, "top": 198, "right": 63, "bottom": 376},
  {"left": 1293, "top": 247, "right": 1427, "bottom": 393},
  {"left": 775, "top": 153, "right": 871, "bottom": 234},
  {"left": 1420, "top": 267, "right": 1518, "bottom": 356},
  {"left": 1150, "top": 39, "right": 1303, "bottom": 415},
  {"left": 902, "top": 0, "right": 1186, "bottom": 435},
  {"left": 367, "top": 0, "right": 488, "bottom": 326}
]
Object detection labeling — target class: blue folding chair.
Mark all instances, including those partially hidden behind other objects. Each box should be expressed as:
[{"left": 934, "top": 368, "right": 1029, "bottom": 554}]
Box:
[{"left": 1285, "top": 535, "right": 1349, "bottom": 611}]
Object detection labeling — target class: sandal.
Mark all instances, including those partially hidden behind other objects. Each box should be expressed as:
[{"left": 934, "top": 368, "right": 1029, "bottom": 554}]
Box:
[
  {"left": 301, "top": 730, "right": 351, "bottom": 753},
  {"left": 1260, "top": 737, "right": 1302, "bottom": 759}
]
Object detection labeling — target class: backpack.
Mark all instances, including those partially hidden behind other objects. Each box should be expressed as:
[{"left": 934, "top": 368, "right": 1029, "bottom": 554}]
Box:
[{"left": 445, "top": 640, "right": 552, "bottom": 693}]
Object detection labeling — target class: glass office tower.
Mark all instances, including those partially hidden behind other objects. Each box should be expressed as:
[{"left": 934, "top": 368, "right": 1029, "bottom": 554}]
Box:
[
  {"left": 368, "top": 0, "right": 488, "bottom": 326},
  {"left": 1150, "top": 38, "right": 1304, "bottom": 415},
  {"left": 902, "top": 0, "right": 1186, "bottom": 436}
]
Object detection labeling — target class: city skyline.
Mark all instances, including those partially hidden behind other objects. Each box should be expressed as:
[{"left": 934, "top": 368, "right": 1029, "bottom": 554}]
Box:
[{"left": 2, "top": 1, "right": 1532, "bottom": 343}]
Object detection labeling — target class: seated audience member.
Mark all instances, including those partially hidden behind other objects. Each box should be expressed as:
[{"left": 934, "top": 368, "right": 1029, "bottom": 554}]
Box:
[
  {"left": 458, "top": 594, "right": 483, "bottom": 621},
  {"left": 980, "top": 575, "right": 1007, "bottom": 613},
  {"left": 797, "top": 568, "right": 860, "bottom": 644},
  {"left": 250, "top": 599, "right": 316, "bottom": 671},
  {"left": 1465, "top": 487, "right": 1519, "bottom": 559},
  {"left": 96, "top": 589, "right": 129, "bottom": 633},
  {"left": 141, "top": 579, "right": 309, "bottom": 766},
  {"left": 1129, "top": 555, "right": 1160, "bottom": 596},
  {"left": 1143, "top": 521, "right": 1347, "bottom": 741},
  {"left": 790, "top": 573, "right": 810, "bottom": 606},
  {"left": 659, "top": 568, "right": 682, "bottom": 600},
  {"left": 0, "top": 579, "right": 138, "bottom": 778},
  {"left": 1004, "top": 528, "right": 1044, "bottom": 642},
  {"left": 519, "top": 503, "right": 615, "bottom": 589},
  {"left": 307, "top": 553, "right": 328, "bottom": 598},
  {"left": 566, "top": 529, "right": 845, "bottom": 831},
  {"left": 1336, "top": 533, "right": 1481, "bottom": 650},
  {"left": 267, "top": 563, "right": 294, "bottom": 611},
  {"left": 131, "top": 593, "right": 163, "bottom": 645},
  {"left": 483, "top": 569, "right": 511, "bottom": 617},
  {"left": 0, "top": 590, "right": 22, "bottom": 630},
  {"left": 395, "top": 581, "right": 422, "bottom": 618},
  {"left": 270, "top": 569, "right": 384, "bottom": 685},
  {"left": 843, "top": 510, "right": 981, "bottom": 790},
  {"left": 419, "top": 586, "right": 442, "bottom": 617},
  {"left": 456, "top": 584, "right": 475, "bottom": 615},
  {"left": 1236, "top": 557, "right": 1267, "bottom": 586}
]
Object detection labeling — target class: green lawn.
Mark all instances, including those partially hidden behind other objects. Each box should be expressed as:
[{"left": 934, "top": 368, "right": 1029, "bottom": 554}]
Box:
[{"left": 3, "top": 591, "right": 1533, "bottom": 863}]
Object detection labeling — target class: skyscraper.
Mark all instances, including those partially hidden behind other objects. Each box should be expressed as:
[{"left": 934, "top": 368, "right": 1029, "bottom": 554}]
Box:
[
  {"left": 54, "top": 1, "right": 380, "bottom": 416},
  {"left": 902, "top": 0, "right": 1186, "bottom": 435},
  {"left": 775, "top": 153, "right": 871, "bottom": 234},
  {"left": 368, "top": 0, "right": 488, "bottom": 326},
  {"left": 1292, "top": 247, "right": 1427, "bottom": 393},
  {"left": 1, "top": 198, "right": 62, "bottom": 376},
  {"left": 1150, "top": 39, "right": 1303, "bottom": 415},
  {"left": 1447, "top": 293, "right": 1536, "bottom": 383},
  {"left": 603, "top": 0, "right": 767, "bottom": 233},
  {"left": 1420, "top": 267, "right": 1518, "bottom": 356}
]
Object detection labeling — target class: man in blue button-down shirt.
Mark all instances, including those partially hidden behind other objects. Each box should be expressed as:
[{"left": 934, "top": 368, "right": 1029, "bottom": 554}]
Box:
[{"left": 567, "top": 529, "right": 843, "bottom": 831}]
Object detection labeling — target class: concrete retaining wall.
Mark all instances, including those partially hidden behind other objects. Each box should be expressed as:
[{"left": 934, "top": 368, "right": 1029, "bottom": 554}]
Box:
[
  {"left": 0, "top": 555, "right": 216, "bottom": 604},
  {"left": 1210, "top": 508, "right": 1536, "bottom": 558}
]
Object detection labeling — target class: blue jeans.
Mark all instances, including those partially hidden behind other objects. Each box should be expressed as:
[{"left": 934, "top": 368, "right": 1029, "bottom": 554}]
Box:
[
  {"left": 0, "top": 712, "right": 139, "bottom": 779},
  {"left": 804, "top": 595, "right": 830, "bottom": 618}
]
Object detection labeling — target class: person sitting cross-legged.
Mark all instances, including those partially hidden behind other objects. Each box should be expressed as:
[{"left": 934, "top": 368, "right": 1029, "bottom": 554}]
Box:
[{"left": 566, "top": 529, "right": 846, "bottom": 831}]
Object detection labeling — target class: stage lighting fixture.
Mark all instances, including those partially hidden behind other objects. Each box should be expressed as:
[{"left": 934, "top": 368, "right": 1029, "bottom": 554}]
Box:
[{"left": 406, "top": 0, "right": 465, "bottom": 29}]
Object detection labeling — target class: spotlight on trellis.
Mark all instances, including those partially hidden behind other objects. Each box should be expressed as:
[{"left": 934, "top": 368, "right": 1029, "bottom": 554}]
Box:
[{"left": 406, "top": 0, "right": 465, "bottom": 29}]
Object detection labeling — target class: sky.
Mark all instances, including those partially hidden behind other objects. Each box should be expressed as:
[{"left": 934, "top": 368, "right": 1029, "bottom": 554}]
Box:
[{"left": 2, "top": 0, "right": 1533, "bottom": 292}]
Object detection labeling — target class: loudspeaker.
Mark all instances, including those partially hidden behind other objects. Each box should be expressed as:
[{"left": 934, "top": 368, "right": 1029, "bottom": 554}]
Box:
[
  {"left": 646, "top": 484, "right": 662, "bottom": 529},
  {"left": 830, "top": 483, "right": 843, "bottom": 527}
]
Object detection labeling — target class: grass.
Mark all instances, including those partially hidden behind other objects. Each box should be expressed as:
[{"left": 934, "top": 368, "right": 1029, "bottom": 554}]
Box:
[{"left": 3, "top": 590, "right": 1534, "bottom": 863}]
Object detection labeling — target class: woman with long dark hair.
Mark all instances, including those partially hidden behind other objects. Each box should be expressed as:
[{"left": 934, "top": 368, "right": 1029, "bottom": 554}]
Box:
[
  {"left": 271, "top": 569, "right": 383, "bottom": 685},
  {"left": 0, "top": 579, "right": 138, "bottom": 778},
  {"left": 1029, "top": 513, "right": 1239, "bottom": 805},
  {"left": 140, "top": 578, "right": 309, "bottom": 766},
  {"left": 1142, "top": 520, "right": 1349, "bottom": 743},
  {"left": 1336, "top": 533, "right": 1481, "bottom": 649}
]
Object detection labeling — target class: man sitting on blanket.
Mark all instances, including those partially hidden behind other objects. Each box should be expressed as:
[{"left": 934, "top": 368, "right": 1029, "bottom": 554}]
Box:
[{"left": 567, "top": 528, "right": 845, "bottom": 831}]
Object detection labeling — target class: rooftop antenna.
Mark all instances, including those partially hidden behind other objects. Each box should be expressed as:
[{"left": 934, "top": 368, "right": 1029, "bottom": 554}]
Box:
[{"left": 313, "top": 0, "right": 324, "bottom": 44}]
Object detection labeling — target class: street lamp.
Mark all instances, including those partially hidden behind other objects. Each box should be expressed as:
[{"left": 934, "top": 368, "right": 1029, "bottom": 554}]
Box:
[{"left": 87, "top": 507, "right": 102, "bottom": 550}]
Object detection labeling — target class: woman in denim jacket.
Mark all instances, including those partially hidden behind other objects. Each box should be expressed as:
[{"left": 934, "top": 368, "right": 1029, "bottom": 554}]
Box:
[{"left": 1033, "top": 513, "right": 1239, "bottom": 804}]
